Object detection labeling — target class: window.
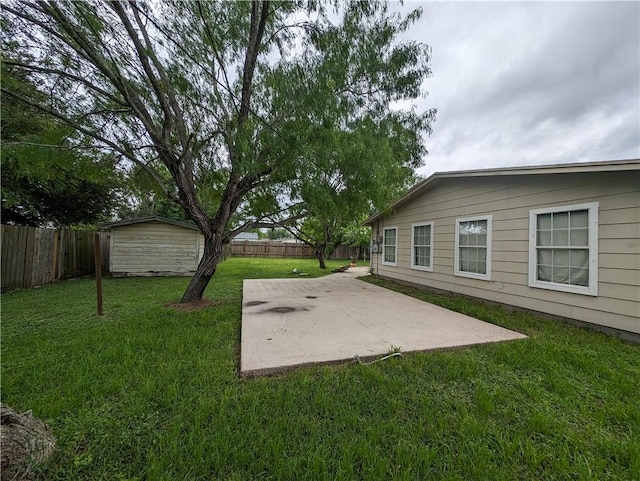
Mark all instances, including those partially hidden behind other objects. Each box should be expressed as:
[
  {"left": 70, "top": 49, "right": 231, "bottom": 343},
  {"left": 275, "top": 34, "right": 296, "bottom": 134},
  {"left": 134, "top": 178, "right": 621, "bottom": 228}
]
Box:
[
  {"left": 411, "top": 222, "right": 434, "bottom": 271},
  {"left": 454, "top": 215, "right": 492, "bottom": 280},
  {"left": 529, "top": 203, "right": 598, "bottom": 296},
  {"left": 383, "top": 227, "right": 397, "bottom": 266}
]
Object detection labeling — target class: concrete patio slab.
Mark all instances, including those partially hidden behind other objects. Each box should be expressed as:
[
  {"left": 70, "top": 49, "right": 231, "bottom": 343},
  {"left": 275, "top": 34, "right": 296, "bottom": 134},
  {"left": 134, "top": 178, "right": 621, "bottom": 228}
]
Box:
[{"left": 240, "top": 268, "right": 527, "bottom": 376}]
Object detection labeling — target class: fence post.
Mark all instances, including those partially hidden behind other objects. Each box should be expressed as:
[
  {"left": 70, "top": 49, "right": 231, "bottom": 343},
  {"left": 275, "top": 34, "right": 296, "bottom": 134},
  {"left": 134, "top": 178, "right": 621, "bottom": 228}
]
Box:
[
  {"left": 50, "top": 230, "right": 59, "bottom": 283},
  {"left": 94, "top": 233, "right": 104, "bottom": 316},
  {"left": 71, "top": 231, "right": 77, "bottom": 277}
]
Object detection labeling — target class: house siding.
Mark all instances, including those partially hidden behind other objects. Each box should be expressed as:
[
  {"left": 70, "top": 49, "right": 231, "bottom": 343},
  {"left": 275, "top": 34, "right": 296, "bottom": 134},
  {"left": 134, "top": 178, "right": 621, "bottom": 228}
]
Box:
[
  {"left": 371, "top": 171, "right": 640, "bottom": 334},
  {"left": 109, "top": 221, "right": 205, "bottom": 276}
]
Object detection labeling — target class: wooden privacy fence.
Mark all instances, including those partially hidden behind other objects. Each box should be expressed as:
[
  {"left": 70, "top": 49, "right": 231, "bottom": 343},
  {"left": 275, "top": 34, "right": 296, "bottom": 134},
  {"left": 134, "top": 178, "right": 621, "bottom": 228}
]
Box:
[
  {"left": 228, "top": 240, "right": 364, "bottom": 260},
  {"left": 229, "top": 240, "right": 315, "bottom": 258},
  {"left": 333, "top": 244, "right": 368, "bottom": 260},
  {"left": 1, "top": 225, "right": 110, "bottom": 290}
]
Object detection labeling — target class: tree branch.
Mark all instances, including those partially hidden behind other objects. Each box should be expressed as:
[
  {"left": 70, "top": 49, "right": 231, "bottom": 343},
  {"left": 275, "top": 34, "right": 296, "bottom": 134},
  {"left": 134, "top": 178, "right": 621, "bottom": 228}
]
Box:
[
  {"left": 30, "top": 1, "right": 162, "bottom": 144},
  {"left": 107, "top": 1, "right": 174, "bottom": 137},
  {"left": 195, "top": 1, "right": 236, "bottom": 116},
  {"left": 129, "top": 0, "right": 300, "bottom": 156},
  {"left": 1, "top": 86, "right": 176, "bottom": 202},
  {"left": 129, "top": 1, "right": 188, "bottom": 148},
  {"left": 263, "top": 20, "right": 320, "bottom": 49},
  {"left": 2, "top": 59, "right": 129, "bottom": 107},
  {"left": 224, "top": 211, "right": 306, "bottom": 243},
  {"left": 239, "top": 0, "right": 270, "bottom": 124},
  {"left": 282, "top": 224, "right": 316, "bottom": 249}
]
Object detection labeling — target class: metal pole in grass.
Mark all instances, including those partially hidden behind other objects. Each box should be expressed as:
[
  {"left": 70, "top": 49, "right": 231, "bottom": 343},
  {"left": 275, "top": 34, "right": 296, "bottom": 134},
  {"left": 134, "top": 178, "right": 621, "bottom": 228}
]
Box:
[{"left": 93, "top": 233, "right": 104, "bottom": 316}]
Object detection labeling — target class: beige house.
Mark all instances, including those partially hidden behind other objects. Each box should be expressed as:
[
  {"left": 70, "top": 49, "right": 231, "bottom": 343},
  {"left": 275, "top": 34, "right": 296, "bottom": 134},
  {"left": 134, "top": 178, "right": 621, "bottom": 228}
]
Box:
[
  {"left": 364, "top": 159, "right": 640, "bottom": 338},
  {"left": 103, "top": 217, "right": 204, "bottom": 277}
]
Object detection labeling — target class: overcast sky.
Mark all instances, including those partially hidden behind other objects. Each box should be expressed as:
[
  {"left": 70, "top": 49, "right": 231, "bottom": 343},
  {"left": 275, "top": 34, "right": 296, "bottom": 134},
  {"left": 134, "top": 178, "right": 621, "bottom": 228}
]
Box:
[{"left": 390, "top": 1, "right": 640, "bottom": 177}]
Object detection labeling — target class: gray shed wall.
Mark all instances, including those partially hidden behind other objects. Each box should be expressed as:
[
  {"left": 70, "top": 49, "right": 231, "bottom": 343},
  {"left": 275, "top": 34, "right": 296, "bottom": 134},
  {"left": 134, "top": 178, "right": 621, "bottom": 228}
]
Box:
[{"left": 109, "top": 221, "right": 204, "bottom": 276}]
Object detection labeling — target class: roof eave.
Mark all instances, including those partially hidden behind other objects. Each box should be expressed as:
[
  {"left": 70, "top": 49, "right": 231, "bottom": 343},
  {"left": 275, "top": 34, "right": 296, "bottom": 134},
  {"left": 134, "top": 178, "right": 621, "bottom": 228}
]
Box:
[
  {"left": 362, "top": 158, "right": 640, "bottom": 226},
  {"left": 99, "top": 216, "right": 199, "bottom": 231}
]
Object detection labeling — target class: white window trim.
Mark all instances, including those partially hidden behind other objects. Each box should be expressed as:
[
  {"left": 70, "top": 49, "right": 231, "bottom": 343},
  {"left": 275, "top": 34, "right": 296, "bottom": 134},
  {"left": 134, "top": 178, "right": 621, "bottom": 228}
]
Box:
[
  {"left": 454, "top": 215, "right": 492, "bottom": 281},
  {"left": 382, "top": 226, "right": 398, "bottom": 267},
  {"left": 528, "top": 202, "right": 598, "bottom": 296},
  {"left": 411, "top": 222, "right": 434, "bottom": 272}
]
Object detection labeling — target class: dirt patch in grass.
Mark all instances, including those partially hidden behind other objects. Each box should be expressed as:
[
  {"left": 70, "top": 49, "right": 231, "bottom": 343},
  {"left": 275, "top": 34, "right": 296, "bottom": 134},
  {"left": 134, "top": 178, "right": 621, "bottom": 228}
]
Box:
[{"left": 165, "top": 298, "right": 227, "bottom": 312}]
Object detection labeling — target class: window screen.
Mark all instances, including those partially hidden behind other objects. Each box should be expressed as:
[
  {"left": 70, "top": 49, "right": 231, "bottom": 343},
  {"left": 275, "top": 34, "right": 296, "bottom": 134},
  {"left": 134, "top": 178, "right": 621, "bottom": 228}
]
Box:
[
  {"left": 535, "top": 209, "right": 589, "bottom": 286},
  {"left": 413, "top": 224, "right": 432, "bottom": 268},
  {"left": 383, "top": 228, "right": 397, "bottom": 265},
  {"left": 458, "top": 219, "right": 488, "bottom": 275}
]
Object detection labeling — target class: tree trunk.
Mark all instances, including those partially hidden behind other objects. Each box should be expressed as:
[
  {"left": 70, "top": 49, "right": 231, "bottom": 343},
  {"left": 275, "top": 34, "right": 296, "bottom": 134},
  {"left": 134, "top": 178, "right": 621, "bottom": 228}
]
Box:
[
  {"left": 315, "top": 245, "right": 327, "bottom": 269},
  {"left": 180, "top": 235, "right": 224, "bottom": 303},
  {"left": 1, "top": 403, "right": 56, "bottom": 481}
]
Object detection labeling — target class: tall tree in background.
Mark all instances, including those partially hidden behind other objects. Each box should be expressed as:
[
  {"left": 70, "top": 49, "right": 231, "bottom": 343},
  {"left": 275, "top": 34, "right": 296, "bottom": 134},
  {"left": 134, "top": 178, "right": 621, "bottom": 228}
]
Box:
[
  {"left": 1, "top": 58, "right": 122, "bottom": 227},
  {"left": 287, "top": 115, "right": 427, "bottom": 268},
  {"left": 2, "top": 0, "right": 435, "bottom": 302},
  {"left": 115, "top": 165, "right": 192, "bottom": 223},
  {"left": 343, "top": 222, "right": 372, "bottom": 262}
]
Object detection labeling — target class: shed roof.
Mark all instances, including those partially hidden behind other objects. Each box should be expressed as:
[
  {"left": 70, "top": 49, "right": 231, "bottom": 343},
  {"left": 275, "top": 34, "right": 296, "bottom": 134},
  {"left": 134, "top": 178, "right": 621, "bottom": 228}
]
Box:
[
  {"left": 100, "top": 216, "right": 199, "bottom": 231},
  {"left": 363, "top": 158, "right": 640, "bottom": 225}
]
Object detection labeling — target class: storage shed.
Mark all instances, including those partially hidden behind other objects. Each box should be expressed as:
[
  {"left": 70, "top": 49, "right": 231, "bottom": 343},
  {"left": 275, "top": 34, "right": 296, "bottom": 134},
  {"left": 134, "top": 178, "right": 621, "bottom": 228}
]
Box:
[
  {"left": 364, "top": 159, "right": 640, "bottom": 339},
  {"left": 102, "top": 217, "right": 204, "bottom": 277}
]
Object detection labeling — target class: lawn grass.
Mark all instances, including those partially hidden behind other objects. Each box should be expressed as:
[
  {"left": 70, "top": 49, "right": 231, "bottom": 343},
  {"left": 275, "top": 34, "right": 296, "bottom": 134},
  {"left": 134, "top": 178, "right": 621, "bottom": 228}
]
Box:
[{"left": 2, "top": 257, "right": 639, "bottom": 480}]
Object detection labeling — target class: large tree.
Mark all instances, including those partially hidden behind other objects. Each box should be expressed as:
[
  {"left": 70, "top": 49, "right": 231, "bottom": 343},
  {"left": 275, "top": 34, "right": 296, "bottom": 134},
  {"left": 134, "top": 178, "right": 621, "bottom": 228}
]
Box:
[
  {"left": 1, "top": 57, "right": 122, "bottom": 227},
  {"left": 2, "top": 0, "right": 435, "bottom": 302},
  {"left": 343, "top": 222, "right": 372, "bottom": 263},
  {"left": 287, "top": 116, "right": 427, "bottom": 268}
]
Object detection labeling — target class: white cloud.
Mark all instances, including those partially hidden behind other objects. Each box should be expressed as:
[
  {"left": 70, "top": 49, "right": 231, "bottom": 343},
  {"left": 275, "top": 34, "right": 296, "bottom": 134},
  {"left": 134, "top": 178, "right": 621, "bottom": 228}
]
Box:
[{"left": 392, "top": 1, "right": 640, "bottom": 176}]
